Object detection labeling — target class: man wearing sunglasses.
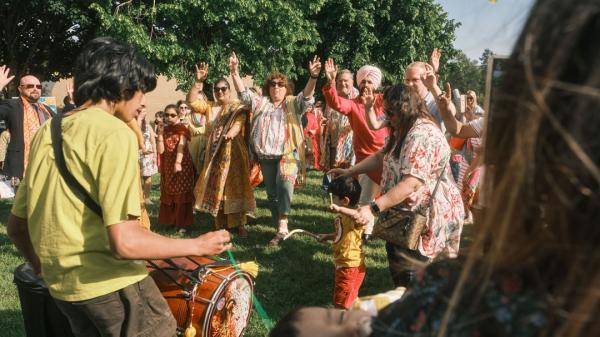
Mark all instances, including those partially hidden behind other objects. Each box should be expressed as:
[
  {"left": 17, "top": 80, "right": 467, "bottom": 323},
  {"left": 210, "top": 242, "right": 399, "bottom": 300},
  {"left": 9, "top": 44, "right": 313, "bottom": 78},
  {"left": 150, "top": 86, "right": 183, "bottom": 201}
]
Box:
[{"left": 0, "top": 67, "right": 54, "bottom": 184}]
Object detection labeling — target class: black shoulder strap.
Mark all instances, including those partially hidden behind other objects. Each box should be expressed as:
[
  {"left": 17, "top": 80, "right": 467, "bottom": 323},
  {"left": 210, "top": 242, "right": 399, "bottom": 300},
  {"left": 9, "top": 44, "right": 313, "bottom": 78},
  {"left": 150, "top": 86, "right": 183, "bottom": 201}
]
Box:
[{"left": 50, "top": 113, "right": 103, "bottom": 218}]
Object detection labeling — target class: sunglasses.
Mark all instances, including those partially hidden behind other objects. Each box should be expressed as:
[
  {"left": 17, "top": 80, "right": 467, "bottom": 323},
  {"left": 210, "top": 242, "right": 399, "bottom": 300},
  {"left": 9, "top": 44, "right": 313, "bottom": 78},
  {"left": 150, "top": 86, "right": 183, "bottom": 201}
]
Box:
[
  {"left": 165, "top": 113, "right": 178, "bottom": 118},
  {"left": 270, "top": 81, "right": 286, "bottom": 88},
  {"left": 467, "top": 97, "right": 474, "bottom": 100},
  {"left": 214, "top": 86, "right": 229, "bottom": 93},
  {"left": 21, "top": 84, "right": 42, "bottom": 89}
]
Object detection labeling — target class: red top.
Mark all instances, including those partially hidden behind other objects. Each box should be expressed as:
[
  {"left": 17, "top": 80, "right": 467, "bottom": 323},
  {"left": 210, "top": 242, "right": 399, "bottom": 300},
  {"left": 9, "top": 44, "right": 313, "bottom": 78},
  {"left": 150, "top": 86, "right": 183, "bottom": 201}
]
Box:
[{"left": 322, "top": 84, "right": 389, "bottom": 183}]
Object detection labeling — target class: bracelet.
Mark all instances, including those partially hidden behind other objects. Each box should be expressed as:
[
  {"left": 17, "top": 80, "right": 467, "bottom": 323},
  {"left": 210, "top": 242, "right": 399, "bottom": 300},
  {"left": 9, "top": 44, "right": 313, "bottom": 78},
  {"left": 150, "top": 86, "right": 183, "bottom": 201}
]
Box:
[
  {"left": 437, "top": 92, "right": 445, "bottom": 99},
  {"left": 310, "top": 74, "right": 319, "bottom": 79}
]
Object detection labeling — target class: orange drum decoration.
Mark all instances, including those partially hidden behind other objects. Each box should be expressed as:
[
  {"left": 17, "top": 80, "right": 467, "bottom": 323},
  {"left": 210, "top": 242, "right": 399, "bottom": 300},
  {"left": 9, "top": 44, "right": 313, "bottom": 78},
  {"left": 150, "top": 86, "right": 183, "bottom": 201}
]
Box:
[{"left": 147, "top": 256, "right": 254, "bottom": 337}]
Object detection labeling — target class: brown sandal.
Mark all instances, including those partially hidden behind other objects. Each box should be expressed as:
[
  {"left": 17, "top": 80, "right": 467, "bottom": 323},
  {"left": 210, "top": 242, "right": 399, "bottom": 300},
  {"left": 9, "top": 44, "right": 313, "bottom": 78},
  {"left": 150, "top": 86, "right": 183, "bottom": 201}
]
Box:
[{"left": 268, "top": 231, "right": 287, "bottom": 246}]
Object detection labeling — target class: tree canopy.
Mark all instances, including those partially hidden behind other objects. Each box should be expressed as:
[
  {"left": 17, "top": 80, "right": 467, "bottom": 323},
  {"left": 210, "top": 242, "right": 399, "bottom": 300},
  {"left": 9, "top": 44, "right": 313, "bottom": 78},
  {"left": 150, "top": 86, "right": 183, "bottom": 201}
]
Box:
[{"left": 1, "top": 0, "right": 461, "bottom": 94}]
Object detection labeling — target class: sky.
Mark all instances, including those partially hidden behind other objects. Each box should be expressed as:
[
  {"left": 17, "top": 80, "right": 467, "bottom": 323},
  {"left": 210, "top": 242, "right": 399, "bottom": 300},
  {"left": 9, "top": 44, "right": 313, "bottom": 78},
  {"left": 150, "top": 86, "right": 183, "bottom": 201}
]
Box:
[{"left": 435, "top": 0, "right": 536, "bottom": 61}]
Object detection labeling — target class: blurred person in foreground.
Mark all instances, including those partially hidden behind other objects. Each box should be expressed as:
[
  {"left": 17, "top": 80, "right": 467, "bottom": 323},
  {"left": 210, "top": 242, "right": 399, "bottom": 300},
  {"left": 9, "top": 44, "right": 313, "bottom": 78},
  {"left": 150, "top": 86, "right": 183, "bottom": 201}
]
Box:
[{"left": 269, "top": 0, "right": 600, "bottom": 336}]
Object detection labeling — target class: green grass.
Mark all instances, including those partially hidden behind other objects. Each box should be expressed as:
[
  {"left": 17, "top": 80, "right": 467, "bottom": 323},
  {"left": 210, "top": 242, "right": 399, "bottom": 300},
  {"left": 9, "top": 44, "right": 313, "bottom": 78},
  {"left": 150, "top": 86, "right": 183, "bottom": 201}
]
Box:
[{"left": 0, "top": 170, "right": 464, "bottom": 336}]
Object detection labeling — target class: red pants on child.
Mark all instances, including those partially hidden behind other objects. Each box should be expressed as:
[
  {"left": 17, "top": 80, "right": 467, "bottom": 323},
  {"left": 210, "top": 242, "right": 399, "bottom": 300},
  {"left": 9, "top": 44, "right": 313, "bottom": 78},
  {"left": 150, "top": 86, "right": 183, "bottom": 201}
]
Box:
[{"left": 333, "top": 264, "right": 366, "bottom": 309}]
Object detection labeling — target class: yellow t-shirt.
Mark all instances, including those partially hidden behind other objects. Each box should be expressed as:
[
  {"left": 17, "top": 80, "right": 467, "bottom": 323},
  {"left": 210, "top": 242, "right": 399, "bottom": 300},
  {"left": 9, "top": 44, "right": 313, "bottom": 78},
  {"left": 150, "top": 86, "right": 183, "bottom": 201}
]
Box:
[
  {"left": 332, "top": 214, "right": 365, "bottom": 268},
  {"left": 11, "top": 107, "right": 148, "bottom": 301}
]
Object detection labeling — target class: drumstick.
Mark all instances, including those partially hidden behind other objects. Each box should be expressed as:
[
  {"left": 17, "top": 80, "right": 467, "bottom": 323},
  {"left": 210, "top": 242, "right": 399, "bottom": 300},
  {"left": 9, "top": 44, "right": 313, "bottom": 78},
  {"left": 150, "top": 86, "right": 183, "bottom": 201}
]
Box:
[{"left": 163, "top": 258, "right": 202, "bottom": 283}]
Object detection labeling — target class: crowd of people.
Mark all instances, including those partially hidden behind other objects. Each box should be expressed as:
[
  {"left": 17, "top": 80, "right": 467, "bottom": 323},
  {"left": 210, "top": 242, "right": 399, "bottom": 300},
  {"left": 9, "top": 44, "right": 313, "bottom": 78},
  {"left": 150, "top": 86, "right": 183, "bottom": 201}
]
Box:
[{"left": 2, "top": 0, "right": 599, "bottom": 336}]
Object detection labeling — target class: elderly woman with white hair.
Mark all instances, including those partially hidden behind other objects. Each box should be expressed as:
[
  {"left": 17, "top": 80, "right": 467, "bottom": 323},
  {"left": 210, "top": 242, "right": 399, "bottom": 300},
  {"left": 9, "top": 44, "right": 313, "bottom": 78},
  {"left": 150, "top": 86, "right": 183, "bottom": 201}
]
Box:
[{"left": 322, "top": 59, "right": 390, "bottom": 239}]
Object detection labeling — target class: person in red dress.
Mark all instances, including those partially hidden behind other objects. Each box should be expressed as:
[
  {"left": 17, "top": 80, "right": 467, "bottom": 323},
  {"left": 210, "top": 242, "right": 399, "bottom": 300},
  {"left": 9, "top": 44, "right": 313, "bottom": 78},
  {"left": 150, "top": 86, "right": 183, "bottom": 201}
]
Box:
[{"left": 157, "top": 104, "right": 195, "bottom": 232}]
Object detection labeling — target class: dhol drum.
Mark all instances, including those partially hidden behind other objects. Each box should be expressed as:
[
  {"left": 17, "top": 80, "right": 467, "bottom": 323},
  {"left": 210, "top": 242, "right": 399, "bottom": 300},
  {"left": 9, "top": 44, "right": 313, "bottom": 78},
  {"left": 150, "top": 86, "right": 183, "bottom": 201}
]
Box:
[{"left": 148, "top": 256, "right": 254, "bottom": 337}]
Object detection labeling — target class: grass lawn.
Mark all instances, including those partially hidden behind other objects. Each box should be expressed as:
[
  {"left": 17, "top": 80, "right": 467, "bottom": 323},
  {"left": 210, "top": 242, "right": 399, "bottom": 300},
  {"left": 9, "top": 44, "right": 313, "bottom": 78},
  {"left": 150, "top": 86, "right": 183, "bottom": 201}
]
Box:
[{"left": 0, "top": 170, "right": 468, "bottom": 336}]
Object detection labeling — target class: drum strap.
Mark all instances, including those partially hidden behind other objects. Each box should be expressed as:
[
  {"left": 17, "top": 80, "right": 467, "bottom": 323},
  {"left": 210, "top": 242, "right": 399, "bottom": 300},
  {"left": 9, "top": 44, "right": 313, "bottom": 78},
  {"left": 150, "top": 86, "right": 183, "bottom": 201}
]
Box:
[{"left": 51, "top": 113, "right": 103, "bottom": 218}]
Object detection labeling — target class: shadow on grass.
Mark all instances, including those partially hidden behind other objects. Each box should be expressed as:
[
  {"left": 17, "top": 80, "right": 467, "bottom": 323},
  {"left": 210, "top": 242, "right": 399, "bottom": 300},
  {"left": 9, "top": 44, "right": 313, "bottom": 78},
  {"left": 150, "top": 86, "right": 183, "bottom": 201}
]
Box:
[{"left": 0, "top": 309, "right": 25, "bottom": 336}]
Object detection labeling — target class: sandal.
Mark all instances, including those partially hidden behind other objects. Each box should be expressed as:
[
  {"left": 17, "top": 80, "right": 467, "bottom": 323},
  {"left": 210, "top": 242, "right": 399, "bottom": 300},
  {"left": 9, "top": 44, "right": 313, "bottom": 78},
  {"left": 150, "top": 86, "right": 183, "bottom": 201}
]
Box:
[
  {"left": 268, "top": 231, "right": 288, "bottom": 246},
  {"left": 237, "top": 227, "right": 248, "bottom": 239}
]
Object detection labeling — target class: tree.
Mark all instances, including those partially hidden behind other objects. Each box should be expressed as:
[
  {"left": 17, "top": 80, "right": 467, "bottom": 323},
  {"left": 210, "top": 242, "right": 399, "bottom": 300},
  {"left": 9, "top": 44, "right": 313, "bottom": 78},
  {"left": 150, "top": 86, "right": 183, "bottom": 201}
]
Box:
[
  {"left": 91, "top": 0, "right": 326, "bottom": 91},
  {"left": 312, "top": 0, "right": 459, "bottom": 85},
  {"left": 1, "top": 0, "right": 459, "bottom": 96},
  {"left": 0, "top": 0, "right": 101, "bottom": 95},
  {"left": 441, "top": 50, "right": 485, "bottom": 97}
]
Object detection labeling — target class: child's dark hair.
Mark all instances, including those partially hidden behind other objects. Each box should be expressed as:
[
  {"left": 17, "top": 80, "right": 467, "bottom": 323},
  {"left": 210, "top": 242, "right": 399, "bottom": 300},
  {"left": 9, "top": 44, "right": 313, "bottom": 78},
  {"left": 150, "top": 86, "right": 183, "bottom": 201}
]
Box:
[
  {"left": 327, "top": 176, "right": 361, "bottom": 207},
  {"left": 269, "top": 308, "right": 301, "bottom": 337}
]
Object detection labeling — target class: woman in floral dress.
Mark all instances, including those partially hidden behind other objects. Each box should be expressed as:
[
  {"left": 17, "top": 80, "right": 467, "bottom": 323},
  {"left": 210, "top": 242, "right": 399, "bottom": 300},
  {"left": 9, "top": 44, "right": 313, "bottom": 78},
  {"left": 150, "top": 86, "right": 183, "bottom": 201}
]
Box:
[{"left": 330, "top": 84, "right": 464, "bottom": 287}]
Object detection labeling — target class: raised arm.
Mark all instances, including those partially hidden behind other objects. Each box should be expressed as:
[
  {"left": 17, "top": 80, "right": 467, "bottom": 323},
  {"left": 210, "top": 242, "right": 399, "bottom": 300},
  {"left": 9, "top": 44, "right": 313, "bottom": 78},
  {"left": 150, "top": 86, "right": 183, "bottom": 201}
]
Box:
[
  {"left": 187, "top": 62, "right": 208, "bottom": 103},
  {"left": 322, "top": 58, "right": 354, "bottom": 115},
  {"left": 363, "top": 87, "right": 388, "bottom": 130},
  {"left": 427, "top": 80, "right": 479, "bottom": 138},
  {"left": 302, "top": 55, "right": 321, "bottom": 98},
  {"left": 229, "top": 52, "right": 246, "bottom": 94}
]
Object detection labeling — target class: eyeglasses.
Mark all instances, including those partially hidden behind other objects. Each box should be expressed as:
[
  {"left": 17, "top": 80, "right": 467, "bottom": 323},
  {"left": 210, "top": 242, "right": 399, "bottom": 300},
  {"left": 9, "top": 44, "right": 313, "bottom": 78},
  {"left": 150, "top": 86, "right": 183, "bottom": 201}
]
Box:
[
  {"left": 270, "top": 81, "right": 286, "bottom": 88},
  {"left": 214, "top": 86, "right": 229, "bottom": 93},
  {"left": 165, "top": 113, "right": 178, "bottom": 118},
  {"left": 21, "top": 84, "right": 42, "bottom": 89}
]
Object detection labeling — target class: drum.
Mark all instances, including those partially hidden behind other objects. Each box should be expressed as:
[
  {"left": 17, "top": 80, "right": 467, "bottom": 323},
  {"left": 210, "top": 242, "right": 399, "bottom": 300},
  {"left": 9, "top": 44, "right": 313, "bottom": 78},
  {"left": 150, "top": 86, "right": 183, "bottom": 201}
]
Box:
[
  {"left": 148, "top": 256, "right": 254, "bottom": 337},
  {"left": 13, "top": 263, "right": 75, "bottom": 337}
]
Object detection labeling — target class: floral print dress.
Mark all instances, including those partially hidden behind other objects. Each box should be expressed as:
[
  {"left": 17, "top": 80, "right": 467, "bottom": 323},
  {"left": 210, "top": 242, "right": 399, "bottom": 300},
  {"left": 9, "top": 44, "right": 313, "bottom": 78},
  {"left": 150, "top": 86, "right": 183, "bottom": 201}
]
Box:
[{"left": 380, "top": 119, "right": 464, "bottom": 258}]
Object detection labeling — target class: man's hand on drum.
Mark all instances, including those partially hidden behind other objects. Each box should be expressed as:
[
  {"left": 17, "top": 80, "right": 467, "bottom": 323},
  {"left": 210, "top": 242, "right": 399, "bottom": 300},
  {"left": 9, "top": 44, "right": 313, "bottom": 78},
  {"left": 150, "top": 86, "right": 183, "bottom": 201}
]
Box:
[{"left": 196, "top": 229, "right": 232, "bottom": 255}]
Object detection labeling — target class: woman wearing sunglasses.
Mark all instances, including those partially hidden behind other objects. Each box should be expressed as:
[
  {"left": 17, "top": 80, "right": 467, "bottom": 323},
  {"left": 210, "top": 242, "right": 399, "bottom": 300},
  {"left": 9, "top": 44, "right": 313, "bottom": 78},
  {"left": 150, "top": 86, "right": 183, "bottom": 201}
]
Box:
[
  {"left": 330, "top": 84, "right": 464, "bottom": 288},
  {"left": 157, "top": 104, "right": 195, "bottom": 233},
  {"left": 187, "top": 62, "right": 256, "bottom": 238},
  {"left": 230, "top": 52, "right": 321, "bottom": 246}
]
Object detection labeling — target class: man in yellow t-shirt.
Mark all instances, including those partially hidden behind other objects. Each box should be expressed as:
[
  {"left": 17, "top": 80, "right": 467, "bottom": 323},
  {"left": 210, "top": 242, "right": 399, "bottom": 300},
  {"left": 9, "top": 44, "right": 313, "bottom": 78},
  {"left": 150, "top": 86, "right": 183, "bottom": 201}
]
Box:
[
  {"left": 318, "top": 176, "right": 365, "bottom": 309},
  {"left": 7, "top": 37, "right": 232, "bottom": 337}
]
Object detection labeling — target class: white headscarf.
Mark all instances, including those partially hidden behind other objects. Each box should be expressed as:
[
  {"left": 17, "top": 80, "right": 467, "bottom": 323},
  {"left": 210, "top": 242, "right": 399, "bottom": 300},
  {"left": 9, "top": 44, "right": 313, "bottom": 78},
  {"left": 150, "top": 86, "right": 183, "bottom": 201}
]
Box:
[{"left": 356, "top": 65, "right": 382, "bottom": 89}]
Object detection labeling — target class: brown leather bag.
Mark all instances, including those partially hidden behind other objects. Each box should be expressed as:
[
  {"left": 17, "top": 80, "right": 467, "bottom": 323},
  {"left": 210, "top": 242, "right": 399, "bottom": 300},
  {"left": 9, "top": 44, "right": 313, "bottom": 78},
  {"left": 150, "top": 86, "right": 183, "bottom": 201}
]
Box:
[{"left": 373, "top": 162, "right": 447, "bottom": 249}]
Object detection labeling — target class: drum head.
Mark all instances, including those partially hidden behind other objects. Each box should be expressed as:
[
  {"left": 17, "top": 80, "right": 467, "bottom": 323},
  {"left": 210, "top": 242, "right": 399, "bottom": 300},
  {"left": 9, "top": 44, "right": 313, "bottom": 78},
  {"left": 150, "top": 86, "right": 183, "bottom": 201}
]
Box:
[{"left": 204, "top": 271, "right": 253, "bottom": 337}]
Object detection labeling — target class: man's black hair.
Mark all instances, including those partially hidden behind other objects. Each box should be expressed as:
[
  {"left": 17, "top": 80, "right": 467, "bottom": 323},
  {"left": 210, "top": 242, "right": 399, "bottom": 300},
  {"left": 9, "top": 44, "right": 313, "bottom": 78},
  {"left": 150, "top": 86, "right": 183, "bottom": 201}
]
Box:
[
  {"left": 327, "top": 176, "right": 362, "bottom": 207},
  {"left": 164, "top": 104, "right": 177, "bottom": 112},
  {"left": 72, "top": 37, "right": 157, "bottom": 106}
]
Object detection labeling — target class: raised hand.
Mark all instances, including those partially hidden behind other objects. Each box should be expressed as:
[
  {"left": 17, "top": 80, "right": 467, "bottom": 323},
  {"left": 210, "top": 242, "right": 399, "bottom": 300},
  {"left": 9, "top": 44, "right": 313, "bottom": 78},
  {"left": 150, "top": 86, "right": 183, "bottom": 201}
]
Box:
[
  {"left": 420, "top": 64, "right": 438, "bottom": 91},
  {"left": 0, "top": 65, "right": 15, "bottom": 91},
  {"left": 194, "top": 62, "right": 209, "bottom": 83},
  {"left": 437, "top": 82, "right": 456, "bottom": 115},
  {"left": 429, "top": 48, "right": 442, "bottom": 74},
  {"left": 308, "top": 55, "right": 322, "bottom": 78},
  {"left": 324, "top": 58, "right": 337, "bottom": 84},
  {"left": 229, "top": 52, "right": 239, "bottom": 74},
  {"left": 361, "top": 87, "right": 375, "bottom": 107}
]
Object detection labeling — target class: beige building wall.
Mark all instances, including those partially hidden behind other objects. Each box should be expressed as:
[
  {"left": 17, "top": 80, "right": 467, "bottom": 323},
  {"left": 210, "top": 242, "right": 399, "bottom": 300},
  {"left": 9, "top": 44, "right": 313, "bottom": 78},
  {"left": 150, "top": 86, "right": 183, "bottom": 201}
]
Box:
[{"left": 50, "top": 75, "right": 255, "bottom": 121}]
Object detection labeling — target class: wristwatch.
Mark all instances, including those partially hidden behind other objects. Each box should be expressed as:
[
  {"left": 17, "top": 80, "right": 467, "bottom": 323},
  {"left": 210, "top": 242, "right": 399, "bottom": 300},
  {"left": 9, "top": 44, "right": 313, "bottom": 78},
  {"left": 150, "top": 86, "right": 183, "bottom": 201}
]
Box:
[{"left": 369, "top": 200, "right": 381, "bottom": 215}]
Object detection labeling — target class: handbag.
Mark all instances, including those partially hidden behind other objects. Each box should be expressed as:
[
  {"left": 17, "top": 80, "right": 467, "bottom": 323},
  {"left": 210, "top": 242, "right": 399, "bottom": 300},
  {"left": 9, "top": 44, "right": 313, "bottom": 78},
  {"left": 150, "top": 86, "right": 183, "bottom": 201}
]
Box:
[{"left": 373, "top": 162, "right": 447, "bottom": 250}]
